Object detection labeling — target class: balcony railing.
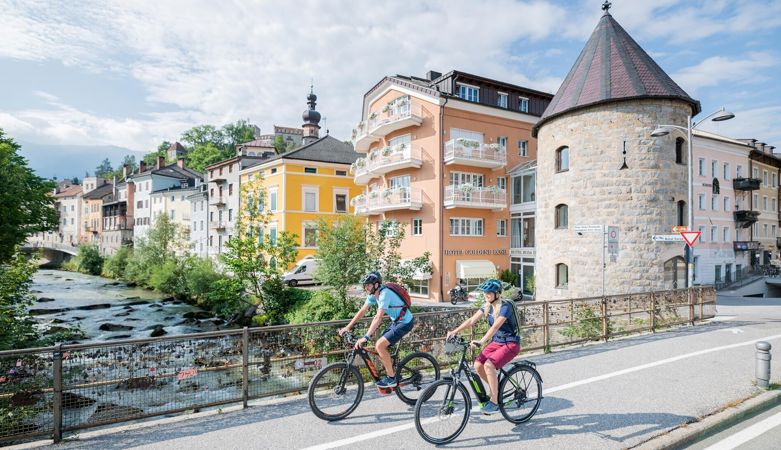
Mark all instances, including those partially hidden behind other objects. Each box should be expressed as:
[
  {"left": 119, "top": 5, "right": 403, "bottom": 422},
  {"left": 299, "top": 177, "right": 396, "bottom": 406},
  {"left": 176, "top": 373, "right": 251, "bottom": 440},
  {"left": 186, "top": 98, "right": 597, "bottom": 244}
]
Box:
[
  {"left": 352, "top": 98, "right": 423, "bottom": 152},
  {"left": 444, "top": 139, "right": 507, "bottom": 169},
  {"left": 210, "top": 221, "right": 227, "bottom": 230},
  {"left": 102, "top": 216, "right": 133, "bottom": 231},
  {"left": 444, "top": 185, "right": 506, "bottom": 210},
  {"left": 352, "top": 187, "right": 423, "bottom": 215},
  {"left": 734, "top": 210, "right": 760, "bottom": 225},
  {"left": 352, "top": 145, "right": 423, "bottom": 185},
  {"left": 210, "top": 196, "right": 226, "bottom": 207},
  {"left": 733, "top": 177, "right": 761, "bottom": 191}
]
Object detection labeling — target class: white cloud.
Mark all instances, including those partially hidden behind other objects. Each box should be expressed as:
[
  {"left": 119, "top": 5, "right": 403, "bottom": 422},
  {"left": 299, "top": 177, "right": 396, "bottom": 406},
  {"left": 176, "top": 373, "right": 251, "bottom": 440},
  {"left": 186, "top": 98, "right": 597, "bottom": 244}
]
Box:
[
  {"left": 673, "top": 52, "right": 779, "bottom": 93},
  {"left": 697, "top": 105, "right": 781, "bottom": 147}
]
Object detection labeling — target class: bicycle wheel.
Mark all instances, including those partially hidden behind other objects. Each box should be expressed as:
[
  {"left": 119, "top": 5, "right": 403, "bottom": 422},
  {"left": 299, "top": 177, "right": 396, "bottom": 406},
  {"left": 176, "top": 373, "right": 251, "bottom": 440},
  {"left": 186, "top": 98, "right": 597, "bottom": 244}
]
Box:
[
  {"left": 394, "top": 351, "right": 440, "bottom": 405},
  {"left": 414, "top": 379, "right": 471, "bottom": 444},
  {"left": 498, "top": 364, "right": 542, "bottom": 424},
  {"left": 308, "top": 362, "right": 364, "bottom": 421}
]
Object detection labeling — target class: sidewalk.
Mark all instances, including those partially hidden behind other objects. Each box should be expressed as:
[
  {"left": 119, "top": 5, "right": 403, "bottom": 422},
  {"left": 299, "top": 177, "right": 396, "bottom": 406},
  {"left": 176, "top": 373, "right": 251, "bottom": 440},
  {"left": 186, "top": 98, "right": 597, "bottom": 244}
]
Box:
[{"left": 20, "top": 296, "right": 781, "bottom": 450}]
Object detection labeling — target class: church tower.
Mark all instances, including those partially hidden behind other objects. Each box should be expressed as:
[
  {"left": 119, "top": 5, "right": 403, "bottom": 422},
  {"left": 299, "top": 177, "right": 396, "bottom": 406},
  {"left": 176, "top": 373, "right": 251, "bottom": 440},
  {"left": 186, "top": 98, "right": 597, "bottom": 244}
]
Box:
[{"left": 302, "top": 86, "right": 322, "bottom": 145}]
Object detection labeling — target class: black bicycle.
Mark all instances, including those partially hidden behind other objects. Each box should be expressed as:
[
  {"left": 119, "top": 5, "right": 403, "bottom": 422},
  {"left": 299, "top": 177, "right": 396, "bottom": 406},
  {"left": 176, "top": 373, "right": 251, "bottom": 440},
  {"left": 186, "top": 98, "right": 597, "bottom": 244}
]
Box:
[
  {"left": 308, "top": 331, "right": 440, "bottom": 421},
  {"left": 413, "top": 336, "right": 542, "bottom": 444}
]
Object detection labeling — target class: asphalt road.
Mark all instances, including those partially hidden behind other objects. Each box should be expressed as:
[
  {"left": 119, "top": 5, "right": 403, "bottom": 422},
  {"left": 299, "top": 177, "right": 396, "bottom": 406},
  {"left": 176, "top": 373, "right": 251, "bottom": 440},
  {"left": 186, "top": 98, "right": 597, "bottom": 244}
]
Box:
[
  {"left": 685, "top": 402, "right": 781, "bottom": 450},
  {"left": 38, "top": 296, "right": 781, "bottom": 450}
]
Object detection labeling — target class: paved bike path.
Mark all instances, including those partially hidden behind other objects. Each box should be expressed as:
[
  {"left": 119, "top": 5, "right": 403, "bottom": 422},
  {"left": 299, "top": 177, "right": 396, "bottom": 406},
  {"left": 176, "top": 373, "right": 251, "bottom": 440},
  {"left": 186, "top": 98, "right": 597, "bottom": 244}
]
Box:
[{"left": 38, "top": 299, "right": 781, "bottom": 449}]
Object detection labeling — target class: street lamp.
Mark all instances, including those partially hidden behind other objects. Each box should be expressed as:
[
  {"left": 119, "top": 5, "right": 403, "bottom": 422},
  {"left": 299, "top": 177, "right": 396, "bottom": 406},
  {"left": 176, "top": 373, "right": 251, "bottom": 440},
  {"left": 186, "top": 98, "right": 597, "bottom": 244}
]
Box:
[{"left": 651, "top": 107, "right": 735, "bottom": 289}]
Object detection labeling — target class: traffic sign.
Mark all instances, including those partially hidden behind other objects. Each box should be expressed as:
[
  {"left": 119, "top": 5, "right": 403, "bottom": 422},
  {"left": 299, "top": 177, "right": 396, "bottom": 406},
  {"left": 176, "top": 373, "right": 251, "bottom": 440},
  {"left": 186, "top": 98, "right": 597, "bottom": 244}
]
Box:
[
  {"left": 672, "top": 225, "right": 689, "bottom": 233},
  {"left": 574, "top": 224, "right": 603, "bottom": 234},
  {"left": 652, "top": 234, "right": 685, "bottom": 242},
  {"left": 681, "top": 231, "right": 701, "bottom": 247}
]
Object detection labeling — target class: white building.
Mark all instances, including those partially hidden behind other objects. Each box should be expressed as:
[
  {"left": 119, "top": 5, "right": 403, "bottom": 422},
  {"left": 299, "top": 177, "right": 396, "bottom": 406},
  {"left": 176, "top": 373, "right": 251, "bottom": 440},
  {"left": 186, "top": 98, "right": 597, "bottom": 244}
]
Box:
[{"left": 188, "top": 186, "right": 209, "bottom": 258}]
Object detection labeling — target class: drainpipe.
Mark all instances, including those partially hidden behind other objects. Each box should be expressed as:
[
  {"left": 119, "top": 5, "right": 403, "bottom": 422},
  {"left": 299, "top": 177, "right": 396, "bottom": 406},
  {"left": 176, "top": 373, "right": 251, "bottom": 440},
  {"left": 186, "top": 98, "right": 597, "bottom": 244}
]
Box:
[{"left": 438, "top": 80, "right": 452, "bottom": 303}]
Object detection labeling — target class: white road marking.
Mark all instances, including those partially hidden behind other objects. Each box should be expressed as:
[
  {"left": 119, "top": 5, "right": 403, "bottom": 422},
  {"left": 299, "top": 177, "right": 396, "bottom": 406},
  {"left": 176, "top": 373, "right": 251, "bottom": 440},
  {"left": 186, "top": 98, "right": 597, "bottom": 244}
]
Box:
[
  {"left": 301, "top": 333, "right": 781, "bottom": 450},
  {"left": 706, "top": 316, "right": 737, "bottom": 322},
  {"left": 703, "top": 410, "right": 781, "bottom": 450}
]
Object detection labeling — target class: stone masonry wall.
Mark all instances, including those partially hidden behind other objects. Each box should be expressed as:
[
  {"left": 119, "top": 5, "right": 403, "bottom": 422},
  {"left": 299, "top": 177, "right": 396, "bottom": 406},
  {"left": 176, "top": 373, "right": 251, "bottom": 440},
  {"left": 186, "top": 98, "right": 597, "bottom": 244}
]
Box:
[{"left": 536, "top": 99, "right": 692, "bottom": 300}]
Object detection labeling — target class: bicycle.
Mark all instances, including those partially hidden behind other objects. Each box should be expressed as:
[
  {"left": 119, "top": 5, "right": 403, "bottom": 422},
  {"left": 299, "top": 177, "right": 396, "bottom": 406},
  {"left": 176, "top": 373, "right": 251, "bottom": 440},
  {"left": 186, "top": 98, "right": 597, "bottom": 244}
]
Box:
[
  {"left": 413, "top": 336, "right": 542, "bottom": 444},
  {"left": 308, "top": 331, "right": 440, "bottom": 421}
]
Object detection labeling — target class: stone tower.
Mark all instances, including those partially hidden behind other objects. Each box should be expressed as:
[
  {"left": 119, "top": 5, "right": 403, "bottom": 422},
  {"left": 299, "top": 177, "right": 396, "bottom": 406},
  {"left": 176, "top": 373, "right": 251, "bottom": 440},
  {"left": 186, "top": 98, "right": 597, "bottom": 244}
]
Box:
[
  {"left": 533, "top": 5, "right": 701, "bottom": 300},
  {"left": 301, "top": 86, "right": 322, "bottom": 145}
]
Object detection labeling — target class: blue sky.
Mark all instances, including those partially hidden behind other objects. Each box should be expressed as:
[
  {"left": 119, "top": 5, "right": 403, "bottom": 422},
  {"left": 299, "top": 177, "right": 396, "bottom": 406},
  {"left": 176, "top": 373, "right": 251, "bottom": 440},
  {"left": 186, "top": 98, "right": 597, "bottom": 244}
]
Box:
[{"left": 1, "top": 0, "right": 779, "bottom": 177}]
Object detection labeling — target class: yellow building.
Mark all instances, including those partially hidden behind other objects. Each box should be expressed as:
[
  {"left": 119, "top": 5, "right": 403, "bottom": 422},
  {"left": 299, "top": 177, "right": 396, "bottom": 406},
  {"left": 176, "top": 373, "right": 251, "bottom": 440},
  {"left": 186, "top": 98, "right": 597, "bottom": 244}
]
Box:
[{"left": 239, "top": 135, "right": 361, "bottom": 262}]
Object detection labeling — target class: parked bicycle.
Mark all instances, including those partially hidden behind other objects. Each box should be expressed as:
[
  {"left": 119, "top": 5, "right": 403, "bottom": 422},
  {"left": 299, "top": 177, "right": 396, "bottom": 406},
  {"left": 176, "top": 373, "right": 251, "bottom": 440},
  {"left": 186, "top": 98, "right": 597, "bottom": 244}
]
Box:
[
  {"left": 308, "top": 331, "right": 440, "bottom": 421},
  {"left": 413, "top": 336, "right": 542, "bottom": 444}
]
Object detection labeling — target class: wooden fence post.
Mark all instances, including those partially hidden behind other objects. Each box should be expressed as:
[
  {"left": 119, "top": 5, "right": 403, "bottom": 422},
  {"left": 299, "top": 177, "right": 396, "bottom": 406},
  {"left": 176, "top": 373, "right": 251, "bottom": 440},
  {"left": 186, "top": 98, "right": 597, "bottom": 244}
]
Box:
[
  {"left": 649, "top": 292, "right": 656, "bottom": 332},
  {"left": 688, "top": 288, "right": 695, "bottom": 326},
  {"left": 601, "top": 298, "right": 608, "bottom": 341},
  {"left": 242, "top": 327, "right": 249, "bottom": 408},
  {"left": 543, "top": 302, "right": 550, "bottom": 351}
]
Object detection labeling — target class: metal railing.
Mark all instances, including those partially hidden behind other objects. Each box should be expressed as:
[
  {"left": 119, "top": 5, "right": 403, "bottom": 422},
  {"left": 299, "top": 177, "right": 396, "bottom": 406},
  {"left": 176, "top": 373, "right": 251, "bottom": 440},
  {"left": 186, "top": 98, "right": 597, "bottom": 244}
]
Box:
[
  {"left": 444, "top": 185, "right": 506, "bottom": 209},
  {"left": 0, "top": 287, "right": 715, "bottom": 444},
  {"left": 353, "top": 188, "right": 423, "bottom": 215},
  {"left": 444, "top": 140, "right": 507, "bottom": 166}
]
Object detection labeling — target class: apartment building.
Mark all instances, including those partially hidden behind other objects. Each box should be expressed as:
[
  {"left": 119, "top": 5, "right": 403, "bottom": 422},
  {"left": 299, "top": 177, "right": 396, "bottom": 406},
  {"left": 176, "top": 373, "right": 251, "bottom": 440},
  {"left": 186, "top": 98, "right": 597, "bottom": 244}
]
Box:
[
  {"left": 188, "top": 186, "right": 209, "bottom": 258},
  {"left": 81, "top": 182, "right": 113, "bottom": 245},
  {"left": 150, "top": 185, "right": 200, "bottom": 237},
  {"left": 54, "top": 185, "right": 83, "bottom": 246},
  {"left": 351, "top": 70, "right": 551, "bottom": 301},
  {"left": 748, "top": 142, "right": 781, "bottom": 265},
  {"left": 101, "top": 180, "right": 133, "bottom": 255}
]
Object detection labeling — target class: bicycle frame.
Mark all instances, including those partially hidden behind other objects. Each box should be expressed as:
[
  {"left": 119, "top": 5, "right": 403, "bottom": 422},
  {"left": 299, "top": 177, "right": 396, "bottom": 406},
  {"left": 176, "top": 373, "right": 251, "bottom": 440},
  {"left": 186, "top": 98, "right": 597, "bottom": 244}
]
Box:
[
  {"left": 446, "top": 339, "right": 521, "bottom": 407},
  {"left": 339, "top": 335, "right": 402, "bottom": 392}
]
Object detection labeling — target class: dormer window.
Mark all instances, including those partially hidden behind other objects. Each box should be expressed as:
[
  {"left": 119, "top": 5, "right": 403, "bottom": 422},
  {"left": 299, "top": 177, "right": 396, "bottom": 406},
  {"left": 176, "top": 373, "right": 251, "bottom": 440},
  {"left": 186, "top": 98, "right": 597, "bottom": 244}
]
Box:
[{"left": 457, "top": 83, "right": 479, "bottom": 102}]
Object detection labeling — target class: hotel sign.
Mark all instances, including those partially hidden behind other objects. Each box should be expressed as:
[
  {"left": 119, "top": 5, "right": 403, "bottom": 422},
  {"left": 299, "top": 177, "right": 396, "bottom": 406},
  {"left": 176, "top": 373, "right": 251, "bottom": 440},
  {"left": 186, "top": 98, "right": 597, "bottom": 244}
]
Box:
[
  {"left": 510, "top": 248, "right": 535, "bottom": 257},
  {"left": 444, "top": 249, "right": 508, "bottom": 256}
]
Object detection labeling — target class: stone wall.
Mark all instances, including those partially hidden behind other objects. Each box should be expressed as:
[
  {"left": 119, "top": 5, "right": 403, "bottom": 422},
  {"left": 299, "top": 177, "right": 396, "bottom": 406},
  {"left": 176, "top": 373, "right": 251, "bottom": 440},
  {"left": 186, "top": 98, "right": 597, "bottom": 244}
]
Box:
[{"left": 536, "top": 99, "right": 693, "bottom": 300}]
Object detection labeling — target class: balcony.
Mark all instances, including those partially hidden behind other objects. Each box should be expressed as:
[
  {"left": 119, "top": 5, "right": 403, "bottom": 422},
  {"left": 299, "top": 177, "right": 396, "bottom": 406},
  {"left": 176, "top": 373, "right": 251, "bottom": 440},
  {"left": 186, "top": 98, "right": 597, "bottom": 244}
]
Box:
[
  {"left": 734, "top": 241, "right": 761, "bottom": 251},
  {"left": 210, "top": 196, "right": 226, "bottom": 207},
  {"left": 733, "top": 177, "right": 761, "bottom": 191},
  {"left": 210, "top": 221, "right": 227, "bottom": 230},
  {"left": 734, "top": 210, "right": 760, "bottom": 227},
  {"left": 352, "top": 98, "right": 423, "bottom": 152},
  {"left": 103, "top": 215, "right": 133, "bottom": 231},
  {"left": 444, "top": 185, "right": 506, "bottom": 210},
  {"left": 444, "top": 140, "right": 507, "bottom": 169},
  {"left": 352, "top": 187, "right": 423, "bottom": 215},
  {"left": 351, "top": 145, "right": 423, "bottom": 185}
]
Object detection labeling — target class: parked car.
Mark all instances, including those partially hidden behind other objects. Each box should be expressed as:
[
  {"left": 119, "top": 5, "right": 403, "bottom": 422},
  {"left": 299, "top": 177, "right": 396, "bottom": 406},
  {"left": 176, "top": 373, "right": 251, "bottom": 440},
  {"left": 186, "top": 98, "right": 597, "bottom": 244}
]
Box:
[{"left": 283, "top": 257, "right": 319, "bottom": 287}]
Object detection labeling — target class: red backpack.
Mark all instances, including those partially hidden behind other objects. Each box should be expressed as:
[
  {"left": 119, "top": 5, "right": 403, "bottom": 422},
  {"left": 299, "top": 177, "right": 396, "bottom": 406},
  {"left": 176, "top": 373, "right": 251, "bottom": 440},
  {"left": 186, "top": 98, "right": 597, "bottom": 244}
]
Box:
[{"left": 382, "top": 282, "right": 411, "bottom": 322}]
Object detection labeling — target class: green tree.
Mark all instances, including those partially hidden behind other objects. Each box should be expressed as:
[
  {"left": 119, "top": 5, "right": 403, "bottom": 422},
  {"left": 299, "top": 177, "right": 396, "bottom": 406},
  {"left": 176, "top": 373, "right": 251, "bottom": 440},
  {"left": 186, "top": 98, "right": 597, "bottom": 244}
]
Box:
[
  {"left": 314, "top": 215, "right": 369, "bottom": 304},
  {"left": 273, "top": 135, "right": 286, "bottom": 154},
  {"left": 75, "top": 244, "right": 104, "bottom": 275},
  {"left": 222, "top": 119, "right": 256, "bottom": 151},
  {"left": 181, "top": 125, "right": 223, "bottom": 149},
  {"left": 186, "top": 142, "right": 223, "bottom": 172},
  {"left": 120, "top": 155, "right": 138, "bottom": 176},
  {"left": 221, "top": 176, "right": 299, "bottom": 322},
  {"left": 157, "top": 140, "right": 173, "bottom": 154},
  {"left": 94, "top": 158, "right": 113, "bottom": 179},
  {"left": 365, "top": 220, "right": 406, "bottom": 282},
  {"left": 0, "top": 130, "right": 57, "bottom": 262},
  {"left": 0, "top": 250, "right": 38, "bottom": 350}
]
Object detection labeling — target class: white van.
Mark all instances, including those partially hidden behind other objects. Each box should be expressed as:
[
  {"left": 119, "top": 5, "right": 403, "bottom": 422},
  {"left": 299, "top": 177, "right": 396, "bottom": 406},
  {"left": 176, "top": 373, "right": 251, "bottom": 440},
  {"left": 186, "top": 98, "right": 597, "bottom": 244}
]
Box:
[{"left": 283, "top": 257, "right": 319, "bottom": 287}]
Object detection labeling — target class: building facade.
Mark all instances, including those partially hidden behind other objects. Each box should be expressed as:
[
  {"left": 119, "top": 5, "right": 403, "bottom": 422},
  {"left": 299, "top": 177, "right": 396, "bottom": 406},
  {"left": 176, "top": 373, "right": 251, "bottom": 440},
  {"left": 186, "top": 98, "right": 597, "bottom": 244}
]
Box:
[
  {"left": 748, "top": 144, "right": 781, "bottom": 266},
  {"left": 81, "top": 183, "right": 113, "bottom": 245},
  {"left": 101, "top": 181, "right": 133, "bottom": 256},
  {"left": 55, "top": 185, "right": 83, "bottom": 246},
  {"left": 351, "top": 70, "right": 551, "bottom": 301}
]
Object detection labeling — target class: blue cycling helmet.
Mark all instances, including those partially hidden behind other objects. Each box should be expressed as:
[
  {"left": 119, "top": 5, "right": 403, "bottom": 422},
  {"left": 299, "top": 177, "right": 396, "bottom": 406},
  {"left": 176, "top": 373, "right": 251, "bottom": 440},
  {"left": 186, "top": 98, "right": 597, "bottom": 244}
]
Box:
[
  {"left": 477, "top": 279, "right": 502, "bottom": 293},
  {"left": 361, "top": 271, "right": 382, "bottom": 285}
]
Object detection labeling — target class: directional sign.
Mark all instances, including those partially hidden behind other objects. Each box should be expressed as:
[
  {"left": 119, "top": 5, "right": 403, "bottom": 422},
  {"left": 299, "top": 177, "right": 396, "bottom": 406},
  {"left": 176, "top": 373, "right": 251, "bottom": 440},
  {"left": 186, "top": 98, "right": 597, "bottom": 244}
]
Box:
[
  {"left": 652, "top": 234, "right": 685, "bottom": 242},
  {"left": 681, "top": 231, "right": 701, "bottom": 247},
  {"left": 574, "top": 224, "right": 603, "bottom": 234},
  {"left": 607, "top": 226, "right": 619, "bottom": 262},
  {"left": 672, "top": 225, "right": 689, "bottom": 233}
]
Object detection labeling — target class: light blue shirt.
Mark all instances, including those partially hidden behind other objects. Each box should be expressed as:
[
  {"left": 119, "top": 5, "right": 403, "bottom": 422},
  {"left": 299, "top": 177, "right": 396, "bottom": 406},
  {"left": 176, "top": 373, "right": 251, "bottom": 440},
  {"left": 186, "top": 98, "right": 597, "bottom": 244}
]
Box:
[{"left": 365, "top": 287, "right": 413, "bottom": 325}]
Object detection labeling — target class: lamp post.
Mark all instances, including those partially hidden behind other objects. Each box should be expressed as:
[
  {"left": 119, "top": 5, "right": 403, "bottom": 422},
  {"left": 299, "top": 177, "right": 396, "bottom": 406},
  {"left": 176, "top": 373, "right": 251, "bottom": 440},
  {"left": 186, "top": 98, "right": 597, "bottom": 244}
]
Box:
[{"left": 652, "top": 108, "right": 735, "bottom": 288}]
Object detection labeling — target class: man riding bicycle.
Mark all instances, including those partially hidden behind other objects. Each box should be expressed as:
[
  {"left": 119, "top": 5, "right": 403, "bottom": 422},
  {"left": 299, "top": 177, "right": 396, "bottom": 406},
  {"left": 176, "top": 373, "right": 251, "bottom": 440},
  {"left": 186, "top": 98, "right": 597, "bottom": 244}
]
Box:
[{"left": 339, "top": 271, "right": 414, "bottom": 389}]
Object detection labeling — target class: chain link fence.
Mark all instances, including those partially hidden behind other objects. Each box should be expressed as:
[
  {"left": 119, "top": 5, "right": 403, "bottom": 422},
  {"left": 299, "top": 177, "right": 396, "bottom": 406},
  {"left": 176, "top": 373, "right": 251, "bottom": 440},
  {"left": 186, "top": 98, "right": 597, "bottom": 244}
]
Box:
[{"left": 1, "top": 287, "right": 715, "bottom": 445}]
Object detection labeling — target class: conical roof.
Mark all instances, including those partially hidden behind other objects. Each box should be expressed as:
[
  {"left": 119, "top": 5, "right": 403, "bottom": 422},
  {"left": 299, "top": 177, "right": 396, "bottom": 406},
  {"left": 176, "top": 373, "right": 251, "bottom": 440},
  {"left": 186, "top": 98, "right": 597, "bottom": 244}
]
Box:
[{"left": 533, "top": 10, "right": 700, "bottom": 136}]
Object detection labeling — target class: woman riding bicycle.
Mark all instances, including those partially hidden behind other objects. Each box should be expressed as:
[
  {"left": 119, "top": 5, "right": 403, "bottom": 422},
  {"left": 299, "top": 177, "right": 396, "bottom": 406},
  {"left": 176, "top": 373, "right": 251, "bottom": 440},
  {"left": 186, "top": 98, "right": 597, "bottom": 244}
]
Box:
[{"left": 446, "top": 279, "right": 520, "bottom": 415}]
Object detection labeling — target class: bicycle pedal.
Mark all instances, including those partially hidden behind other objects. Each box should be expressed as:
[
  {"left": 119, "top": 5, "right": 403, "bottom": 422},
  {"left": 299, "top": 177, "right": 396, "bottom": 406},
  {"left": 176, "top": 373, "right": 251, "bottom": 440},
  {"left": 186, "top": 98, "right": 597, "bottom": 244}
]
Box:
[{"left": 376, "top": 387, "right": 394, "bottom": 395}]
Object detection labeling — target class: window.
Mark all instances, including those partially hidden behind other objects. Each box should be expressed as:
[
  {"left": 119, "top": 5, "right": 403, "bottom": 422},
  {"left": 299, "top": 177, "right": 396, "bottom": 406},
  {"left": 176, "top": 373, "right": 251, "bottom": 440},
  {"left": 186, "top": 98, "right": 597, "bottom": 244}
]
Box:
[
  {"left": 555, "top": 204, "right": 568, "bottom": 229},
  {"left": 764, "top": 224, "right": 768, "bottom": 238},
  {"left": 457, "top": 83, "right": 479, "bottom": 102},
  {"left": 723, "top": 163, "right": 729, "bottom": 180},
  {"left": 271, "top": 168, "right": 277, "bottom": 174},
  {"left": 335, "top": 193, "right": 347, "bottom": 213},
  {"left": 753, "top": 168, "right": 759, "bottom": 179},
  {"left": 336, "top": 170, "right": 347, "bottom": 176},
  {"left": 497, "top": 177, "right": 506, "bottom": 191},
  {"left": 304, "top": 167, "right": 317, "bottom": 174},
  {"left": 170, "top": 210, "right": 175, "bottom": 220},
  {"left": 698, "top": 194, "right": 705, "bottom": 210},
  {"left": 764, "top": 170, "right": 769, "bottom": 186},
  {"left": 303, "top": 223, "right": 317, "bottom": 247},
  {"left": 449, "top": 172, "right": 483, "bottom": 187},
  {"left": 677, "top": 201, "right": 686, "bottom": 226},
  {"left": 724, "top": 197, "right": 730, "bottom": 212},
  {"left": 228, "top": 184, "right": 233, "bottom": 196},
  {"left": 763, "top": 196, "right": 768, "bottom": 211},
  {"left": 497, "top": 136, "right": 507, "bottom": 150},
  {"left": 519, "top": 96, "right": 529, "bottom": 113},
  {"left": 754, "top": 193, "right": 759, "bottom": 209},
  {"left": 737, "top": 165, "right": 743, "bottom": 177},
  {"left": 723, "top": 227, "right": 729, "bottom": 242},
  {"left": 518, "top": 140, "right": 528, "bottom": 157},
  {"left": 408, "top": 279, "right": 429, "bottom": 296},
  {"left": 715, "top": 265, "right": 722, "bottom": 283},
  {"left": 773, "top": 225, "right": 777, "bottom": 238},
  {"left": 228, "top": 209, "right": 233, "bottom": 221},
  {"left": 699, "top": 226, "right": 705, "bottom": 242},
  {"left": 556, "top": 263, "right": 568, "bottom": 288},
  {"left": 698, "top": 158, "right": 705, "bottom": 176},
  {"left": 775, "top": 174, "right": 778, "bottom": 188},
  {"left": 449, "top": 218, "right": 484, "bottom": 236},
  {"left": 498, "top": 92, "right": 508, "bottom": 108},
  {"left": 303, "top": 189, "right": 318, "bottom": 212},
  {"left": 556, "top": 146, "right": 569, "bottom": 172},
  {"left": 711, "top": 226, "right": 717, "bottom": 242},
  {"left": 774, "top": 198, "right": 778, "bottom": 212},
  {"left": 711, "top": 160, "right": 717, "bottom": 177},
  {"left": 497, "top": 220, "right": 507, "bottom": 237},
  {"left": 412, "top": 218, "right": 423, "bottom": 236},
  {"left": 269, "top": 226, "right": 277, "bottom": 246},
  {"left": 711, "top": 196, "right": 718, "bottom": 211},
  {"left": 270, "top": 189, "right": 278, "bottom": 211},
  {"left": 675, "top": 138, "right": 685, "bottom": 164}
]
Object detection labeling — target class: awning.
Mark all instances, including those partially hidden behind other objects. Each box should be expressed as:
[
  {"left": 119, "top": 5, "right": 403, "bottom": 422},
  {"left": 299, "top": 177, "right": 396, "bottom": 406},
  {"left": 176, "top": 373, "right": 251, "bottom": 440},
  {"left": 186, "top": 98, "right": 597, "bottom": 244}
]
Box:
[{"left": 456, "top": 260, "right": 496, "bottom": 279}]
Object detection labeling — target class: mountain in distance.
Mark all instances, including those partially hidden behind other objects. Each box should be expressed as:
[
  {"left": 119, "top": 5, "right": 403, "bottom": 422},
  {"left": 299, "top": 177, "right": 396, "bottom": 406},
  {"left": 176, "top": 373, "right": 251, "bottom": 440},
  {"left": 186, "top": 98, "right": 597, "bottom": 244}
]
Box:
[{"left": 18, "top": 141, "right": 146, "bottom": 180}]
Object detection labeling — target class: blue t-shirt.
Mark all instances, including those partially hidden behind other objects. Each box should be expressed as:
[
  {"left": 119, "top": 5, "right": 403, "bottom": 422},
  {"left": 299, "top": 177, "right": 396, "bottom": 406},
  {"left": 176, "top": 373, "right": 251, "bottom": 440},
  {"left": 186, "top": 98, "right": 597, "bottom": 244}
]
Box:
[
  {"left": 365, "top": 287, "right": 413, "bottom": 325},
  {"left": 482, "top": 302, "right": 519, "bottom": 343}
]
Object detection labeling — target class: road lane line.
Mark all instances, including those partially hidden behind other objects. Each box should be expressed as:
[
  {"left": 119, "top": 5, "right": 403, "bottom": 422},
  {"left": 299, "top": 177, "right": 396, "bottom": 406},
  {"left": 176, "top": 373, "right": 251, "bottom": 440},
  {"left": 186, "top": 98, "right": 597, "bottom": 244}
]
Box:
[
  {"left": 301, "top": 333, "right": 781, "bottom": 450},
  {"left": 704, "top": 410, "right": 781, "bottom": 450}
]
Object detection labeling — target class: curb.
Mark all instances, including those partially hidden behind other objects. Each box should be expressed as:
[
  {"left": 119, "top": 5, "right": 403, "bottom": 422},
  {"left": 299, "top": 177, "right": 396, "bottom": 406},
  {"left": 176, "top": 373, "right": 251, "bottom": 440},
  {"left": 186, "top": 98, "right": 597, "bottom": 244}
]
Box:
[{"left": 633, "top": 387, "right": 781, "bottom": 450}]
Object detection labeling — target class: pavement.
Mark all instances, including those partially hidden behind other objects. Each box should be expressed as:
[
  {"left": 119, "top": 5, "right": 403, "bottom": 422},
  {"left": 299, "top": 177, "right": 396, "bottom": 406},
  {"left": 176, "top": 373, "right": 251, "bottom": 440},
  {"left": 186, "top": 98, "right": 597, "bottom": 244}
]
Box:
[{"left": 15, "top": 295, "right": 781, "bottom": 450}]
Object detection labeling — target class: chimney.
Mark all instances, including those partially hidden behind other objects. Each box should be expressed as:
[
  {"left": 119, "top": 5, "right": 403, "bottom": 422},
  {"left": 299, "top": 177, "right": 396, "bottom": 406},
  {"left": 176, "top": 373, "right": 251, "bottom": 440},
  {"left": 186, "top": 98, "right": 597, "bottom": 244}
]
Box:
[
  {"left": 112, "top": 176, "right": 117, "bottom": 198},
  {"left": 177, "top": 158, "right": 185, "bottom": 169},
  {"left": 123, "top": 164, "right": 129, "bottom": 180},
  {"left": 426, "top": 70, "right": 442, "bottom": 81},
  {"left": 759, "top": 142, "right": 767, "bottom": 153},
  {"left": 769, "top": 146, "right": 776, "bottom": 154},
  {"left": 157, "top": 155, "right": 165, "bottom": 170},
  {"left": 139, "top": 161, "right": 147, "bottom": 172}
]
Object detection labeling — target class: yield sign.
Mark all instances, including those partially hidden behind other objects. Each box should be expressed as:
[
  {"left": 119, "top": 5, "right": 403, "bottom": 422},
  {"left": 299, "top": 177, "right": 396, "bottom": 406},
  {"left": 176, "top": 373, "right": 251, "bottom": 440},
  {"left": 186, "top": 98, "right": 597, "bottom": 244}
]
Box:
[{"left": 681, "top": 231, "right": 701, "bottom": 247}]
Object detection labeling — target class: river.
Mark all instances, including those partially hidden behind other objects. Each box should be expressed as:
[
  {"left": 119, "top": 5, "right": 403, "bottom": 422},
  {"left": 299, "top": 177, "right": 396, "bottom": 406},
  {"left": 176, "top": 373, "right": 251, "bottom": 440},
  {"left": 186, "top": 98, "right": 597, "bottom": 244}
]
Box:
[{"left": 29, "top": 269, "right": 233, "bottom": 342}]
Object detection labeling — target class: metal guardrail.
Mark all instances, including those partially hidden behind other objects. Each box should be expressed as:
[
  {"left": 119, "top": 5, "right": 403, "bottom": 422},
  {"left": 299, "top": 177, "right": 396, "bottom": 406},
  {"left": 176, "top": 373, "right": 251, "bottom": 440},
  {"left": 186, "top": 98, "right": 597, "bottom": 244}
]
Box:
[{"left": 0, "top": 287, "right": 715, "bottom": 444}]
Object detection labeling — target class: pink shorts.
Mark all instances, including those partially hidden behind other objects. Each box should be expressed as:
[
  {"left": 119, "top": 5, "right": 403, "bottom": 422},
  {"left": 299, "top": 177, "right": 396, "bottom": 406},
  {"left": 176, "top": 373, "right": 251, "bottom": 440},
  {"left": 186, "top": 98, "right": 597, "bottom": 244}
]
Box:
[{"left": 476, "top": 341, "right": 521, "bottom": 369}]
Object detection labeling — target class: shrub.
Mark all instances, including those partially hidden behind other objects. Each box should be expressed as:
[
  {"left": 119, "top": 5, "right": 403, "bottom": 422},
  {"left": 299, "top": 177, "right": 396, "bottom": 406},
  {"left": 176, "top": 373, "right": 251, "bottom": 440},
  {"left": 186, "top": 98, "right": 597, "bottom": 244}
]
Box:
[
  {"left": 183, "top": 257, "right": 222, "bottom": 302},
  {"left": 102, "top": 246, "right": 131, "bottom": 279},
  {"left": 148, "top": 259, "right": 183, "bottom": 296},
  {"left": 499, "top": 269, "right": 518, "bottom": 286},
  {"left": 76, "top": 244, "right": 104, "bottom": 275},
  {"left": 285, "top": 290, "right": 361, "bottom": 324},
  {"left": 204, "top": 277, "right": 246, "bottom": 319}
]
